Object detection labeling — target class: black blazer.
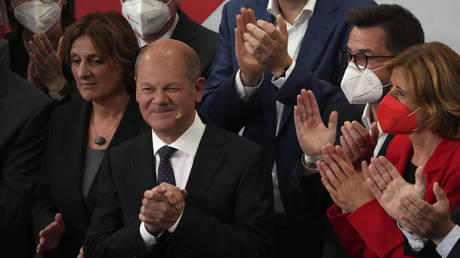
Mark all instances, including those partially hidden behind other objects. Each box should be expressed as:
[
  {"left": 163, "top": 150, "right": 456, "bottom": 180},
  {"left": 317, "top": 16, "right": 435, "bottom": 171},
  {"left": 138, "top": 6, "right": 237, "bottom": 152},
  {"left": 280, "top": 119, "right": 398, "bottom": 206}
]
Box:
[
  {"left": 172, "top": 9, "right": 218, "bottom": 78},
  {"left": 84, "top": 123, "right": 274, "bottom": 258},
  {"left": 0, "top": 67, "right": 53, "bottom": 258},
  {"left": 32, "top": 95, "right": 149, "bottom": 257}
]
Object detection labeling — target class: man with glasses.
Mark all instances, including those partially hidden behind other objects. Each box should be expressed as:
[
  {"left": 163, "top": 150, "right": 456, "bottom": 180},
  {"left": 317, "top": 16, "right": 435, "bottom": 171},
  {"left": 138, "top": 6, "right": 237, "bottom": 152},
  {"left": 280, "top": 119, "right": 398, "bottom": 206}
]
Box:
[{"left": 290, "top": 4, "right": 425, "bottom": 258}]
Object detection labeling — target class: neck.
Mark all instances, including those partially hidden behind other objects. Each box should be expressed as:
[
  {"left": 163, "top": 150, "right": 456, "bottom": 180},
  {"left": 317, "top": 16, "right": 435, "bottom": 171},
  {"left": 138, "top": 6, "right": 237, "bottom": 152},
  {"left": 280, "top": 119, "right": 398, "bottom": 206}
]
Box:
[
  {"left": 278, "top": 0, "right": 308, "bottom": 24},
  {"left": 155, "top": 112, "right": 195, "bottom": 144},
  {"left": 142, "top": 13, "right": 176, "bottom": 44},
  {"left": 92, "top": 93, "right": 130, "bottom": 120},
  {"left": 369, "top": 102, "right": 380, "bottom": 124},
  {"left": 408, "top": 129, "right": 442, "bottom": 166}
]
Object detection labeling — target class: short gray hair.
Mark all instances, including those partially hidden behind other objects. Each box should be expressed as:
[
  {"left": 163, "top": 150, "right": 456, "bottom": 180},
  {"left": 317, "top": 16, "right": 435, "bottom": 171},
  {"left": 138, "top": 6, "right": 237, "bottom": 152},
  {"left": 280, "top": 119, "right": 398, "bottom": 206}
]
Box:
[{"left": 0, "top": 0, "right": 7, "bottom": 24}]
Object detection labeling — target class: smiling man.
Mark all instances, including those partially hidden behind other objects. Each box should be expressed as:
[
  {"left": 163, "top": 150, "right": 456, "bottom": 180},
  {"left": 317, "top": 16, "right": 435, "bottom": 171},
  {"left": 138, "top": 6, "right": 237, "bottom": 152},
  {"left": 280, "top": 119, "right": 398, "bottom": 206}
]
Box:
[{"left": 84, "top": 39, "right": 274, "bottom": 258}]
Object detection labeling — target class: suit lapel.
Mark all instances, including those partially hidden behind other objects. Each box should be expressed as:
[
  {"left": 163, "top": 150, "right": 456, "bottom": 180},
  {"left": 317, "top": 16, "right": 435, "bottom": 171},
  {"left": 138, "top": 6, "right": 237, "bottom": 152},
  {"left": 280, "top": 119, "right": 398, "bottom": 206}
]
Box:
[
  {"left": 65, "top": 101, "right": 91, "bottom": 221},
  {"left": 185, "top": 125, "right": 227, "bottom": 197},
  {"left": 171, "top": 9, "right": 195, "bottom": 44},
  {"left": 295, "top": 0, "right": 339, "bottom": 72},
  {"left": 276, "top": 0, "right": 340, "bottom": 135},
  {"left": 130, "top": 133, "right": 157, "bottom": 191}
]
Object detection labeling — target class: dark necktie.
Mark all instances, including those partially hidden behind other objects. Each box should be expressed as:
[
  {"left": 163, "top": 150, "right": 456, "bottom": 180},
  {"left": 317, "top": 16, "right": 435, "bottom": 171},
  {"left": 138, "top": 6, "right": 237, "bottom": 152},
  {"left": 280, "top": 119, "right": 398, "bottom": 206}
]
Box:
[{"left": 157, "top": 146, "right": 177, "bottom": 186}]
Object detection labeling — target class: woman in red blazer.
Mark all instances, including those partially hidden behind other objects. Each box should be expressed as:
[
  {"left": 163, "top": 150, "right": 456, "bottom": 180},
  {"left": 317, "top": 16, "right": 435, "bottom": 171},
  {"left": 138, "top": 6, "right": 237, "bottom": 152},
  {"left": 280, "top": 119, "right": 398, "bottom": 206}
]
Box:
[{"left": 317, "top": 42, "right": 460, "bottom": 258}]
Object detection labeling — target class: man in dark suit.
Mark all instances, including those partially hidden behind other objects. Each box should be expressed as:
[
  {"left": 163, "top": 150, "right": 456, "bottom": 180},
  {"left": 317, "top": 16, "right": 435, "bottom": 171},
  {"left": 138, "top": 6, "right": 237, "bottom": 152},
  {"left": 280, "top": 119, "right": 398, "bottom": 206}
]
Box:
[
  {"left": 0, "top": 4, "right": 53, "bottom": 256},
  {"left": 83, "top": 39, "right": 274, "bottom": 258},
  {"left": 198, "top": 0, "right": 375, "bottom": 256},
  {"left": 288, "top": 4, "right": 425, "bottom": 257},
  {"left": 121, "top": 0, "right": 218, "bottom": 78}
]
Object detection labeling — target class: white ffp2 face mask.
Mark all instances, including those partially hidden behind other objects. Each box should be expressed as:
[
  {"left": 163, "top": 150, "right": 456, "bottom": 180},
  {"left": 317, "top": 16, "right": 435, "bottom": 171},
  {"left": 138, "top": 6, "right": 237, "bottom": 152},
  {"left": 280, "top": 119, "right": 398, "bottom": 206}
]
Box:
[
  {"left": 340, "top": 63, "right": 390, "bottom": 104},
  {"left": 122, "top": 0, "right": 172, "bottom": 39},
  {"left": 14, "top": 1, "right": 61, "bottom": 34}
]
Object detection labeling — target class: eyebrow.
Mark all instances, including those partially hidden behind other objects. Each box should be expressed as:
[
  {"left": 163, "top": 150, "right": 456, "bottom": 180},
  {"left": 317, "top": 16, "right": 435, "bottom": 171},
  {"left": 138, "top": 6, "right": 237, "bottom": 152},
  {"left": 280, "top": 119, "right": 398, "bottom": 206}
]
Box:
[{"left": 346, "top": 47, "right": 375, "bottom": 55}]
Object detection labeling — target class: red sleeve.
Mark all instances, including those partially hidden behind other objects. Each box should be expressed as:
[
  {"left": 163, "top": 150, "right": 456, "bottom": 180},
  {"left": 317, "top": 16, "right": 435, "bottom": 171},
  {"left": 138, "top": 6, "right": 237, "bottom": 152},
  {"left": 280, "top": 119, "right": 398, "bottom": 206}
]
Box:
[
  {"left": 347, "top": 200, "right": 412, "bottom": 258},
  {"left": 327, "top": 204, "right": 366, "bottom": 258}
]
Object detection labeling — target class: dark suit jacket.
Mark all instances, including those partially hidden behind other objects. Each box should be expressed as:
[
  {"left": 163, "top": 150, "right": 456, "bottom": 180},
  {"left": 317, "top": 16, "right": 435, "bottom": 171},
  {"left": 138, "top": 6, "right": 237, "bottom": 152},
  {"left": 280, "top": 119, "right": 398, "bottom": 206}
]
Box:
[
  {"left": 172, "top": 9, "right": 218, "bottom": 78},
  {"left": 199, "top": 0, "right": 376, "bottom": 221},
  {"left": 84, "top": 123, "right": 274, "bottom": 258},
  {"left": 0, "top": 67, "right": 53, "bottom": 258},
  {"left": 32, "top": 95, "right": 149, "bottom": 257}
]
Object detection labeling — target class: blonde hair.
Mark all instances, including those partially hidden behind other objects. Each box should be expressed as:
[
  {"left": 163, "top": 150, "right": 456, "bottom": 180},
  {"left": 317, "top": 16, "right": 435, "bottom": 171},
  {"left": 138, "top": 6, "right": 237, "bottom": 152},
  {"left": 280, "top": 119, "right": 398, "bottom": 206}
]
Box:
[{"left": 385, "top": 42, "right": 460, "bottom": 139}]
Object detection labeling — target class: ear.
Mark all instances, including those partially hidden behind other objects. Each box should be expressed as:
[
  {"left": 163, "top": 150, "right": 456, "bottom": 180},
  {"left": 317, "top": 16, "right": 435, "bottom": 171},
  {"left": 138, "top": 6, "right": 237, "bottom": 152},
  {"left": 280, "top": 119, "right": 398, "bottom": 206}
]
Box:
[{"left": 194, "top": 77, "right": 206, "bottom": 104}]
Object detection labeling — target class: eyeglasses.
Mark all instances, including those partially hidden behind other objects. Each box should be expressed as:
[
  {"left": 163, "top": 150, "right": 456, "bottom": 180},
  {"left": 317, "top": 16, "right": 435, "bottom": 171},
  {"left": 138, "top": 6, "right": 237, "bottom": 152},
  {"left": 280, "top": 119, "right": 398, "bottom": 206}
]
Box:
[{"left": 340, "top": 49, "right": 394, "bottom": 70}]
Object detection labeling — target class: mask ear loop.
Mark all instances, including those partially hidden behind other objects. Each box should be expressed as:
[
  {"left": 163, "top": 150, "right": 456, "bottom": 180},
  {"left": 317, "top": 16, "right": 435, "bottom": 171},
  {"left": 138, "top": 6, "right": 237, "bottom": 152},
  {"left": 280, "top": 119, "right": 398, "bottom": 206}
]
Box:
[{"left": 408, "top": 106, "right": 425, "bottom": 132}]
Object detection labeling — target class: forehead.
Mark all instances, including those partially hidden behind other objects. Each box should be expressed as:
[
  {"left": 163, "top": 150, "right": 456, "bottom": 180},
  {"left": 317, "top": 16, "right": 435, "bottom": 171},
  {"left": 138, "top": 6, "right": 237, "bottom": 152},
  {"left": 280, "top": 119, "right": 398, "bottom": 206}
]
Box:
[
  {"left": 348, "top": 26, "right": 390, "bottom": 55},
  {"left": 137, "top": 53, "right": 187, "bottom": 83},
  {"left": 390, "top": 67, "right": 409, "bottom": 89},
  {"left": 70, "top": 35, "right": 97, "bottom": 56}
]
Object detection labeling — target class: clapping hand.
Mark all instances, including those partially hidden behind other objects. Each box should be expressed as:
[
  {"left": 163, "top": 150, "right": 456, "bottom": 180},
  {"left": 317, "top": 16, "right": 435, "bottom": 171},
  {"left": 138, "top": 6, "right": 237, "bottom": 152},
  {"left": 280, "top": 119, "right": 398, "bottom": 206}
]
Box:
[
  {"left": 398, "top": 182, "right": 455, "bottom": 245},
  {"left": 340, "top": 121, "right": 379, "bottom": 170},
  {"left": 36, "top": 213, "right": 66, "bottom": 254},
  {"left": 294, "top": 89, "right": 337, "bottom": 156},
  {"left": 363, "top": 156, "right": 425, "bottom": 220},
  {"left": 318, "top": 144, "right": 374, "bottom": 213}
]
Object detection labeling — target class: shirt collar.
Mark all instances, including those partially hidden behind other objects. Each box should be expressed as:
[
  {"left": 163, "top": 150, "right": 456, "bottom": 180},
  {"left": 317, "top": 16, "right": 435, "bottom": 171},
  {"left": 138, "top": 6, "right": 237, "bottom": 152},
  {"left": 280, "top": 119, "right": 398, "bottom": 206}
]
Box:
[
  {"left": 138, "top": 12, "right": 180, "bottom": 48},
  {"left": 267, "top": 0, "right": 316, "bottom": 23},
  {"left": 151, "top": 112, "right": 206, "bottom": 157},
  {"left": 361, "top": 103, "right": 384, "bottom": 134}
]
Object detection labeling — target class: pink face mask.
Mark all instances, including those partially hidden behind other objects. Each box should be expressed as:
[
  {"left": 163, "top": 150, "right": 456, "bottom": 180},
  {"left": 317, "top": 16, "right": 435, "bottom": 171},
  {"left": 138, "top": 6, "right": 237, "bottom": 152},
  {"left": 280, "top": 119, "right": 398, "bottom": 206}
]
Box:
[{"left": 377, "top": 94, "right": 421, "bottom": 134}]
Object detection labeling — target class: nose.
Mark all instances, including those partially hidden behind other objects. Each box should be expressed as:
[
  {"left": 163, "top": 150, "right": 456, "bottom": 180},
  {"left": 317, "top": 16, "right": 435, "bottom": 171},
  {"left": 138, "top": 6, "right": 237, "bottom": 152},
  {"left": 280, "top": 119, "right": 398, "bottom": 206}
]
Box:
[
  {"left": 77, "top": 61, "right": 91, "bottom": 79},
  {"left": 151, "top": 90, "right": 169, "bottom": 105}
]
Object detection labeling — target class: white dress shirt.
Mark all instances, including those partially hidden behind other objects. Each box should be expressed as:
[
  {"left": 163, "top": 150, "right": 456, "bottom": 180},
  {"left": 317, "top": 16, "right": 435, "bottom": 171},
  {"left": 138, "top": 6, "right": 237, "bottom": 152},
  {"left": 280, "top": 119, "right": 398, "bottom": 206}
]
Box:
[
  {"left": 137, "top": 12, "right": 180, "bottom": 48},
  {"left": 139, "top": 113, "right": 206, "bottom": 247},
  {"left": 361, "top": 103, "right": 388, "bottom": 157},
  {"left": 235, "top": 0, "right": 316, "bottom": 214}
]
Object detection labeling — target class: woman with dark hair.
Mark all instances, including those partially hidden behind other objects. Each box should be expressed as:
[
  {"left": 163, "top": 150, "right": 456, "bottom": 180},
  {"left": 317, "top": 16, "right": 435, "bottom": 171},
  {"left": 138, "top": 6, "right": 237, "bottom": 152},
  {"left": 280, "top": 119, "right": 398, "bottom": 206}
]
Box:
[
  {"left": 31, "top": 11, "right": 149, "bottom": 257},
  {"left": 4, "top": 0, "right": 75, "bottom": 99}
]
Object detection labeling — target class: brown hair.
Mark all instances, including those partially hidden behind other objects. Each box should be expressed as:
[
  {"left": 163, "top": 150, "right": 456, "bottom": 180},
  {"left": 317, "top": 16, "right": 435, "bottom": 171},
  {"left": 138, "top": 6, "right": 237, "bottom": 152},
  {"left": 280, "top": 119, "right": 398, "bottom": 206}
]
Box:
[
  {"left": 61, "top": 11, "right": 139, "bottom": 92},
  {"left": 385, "top": 42, "right": 460, "bottom": 139}
]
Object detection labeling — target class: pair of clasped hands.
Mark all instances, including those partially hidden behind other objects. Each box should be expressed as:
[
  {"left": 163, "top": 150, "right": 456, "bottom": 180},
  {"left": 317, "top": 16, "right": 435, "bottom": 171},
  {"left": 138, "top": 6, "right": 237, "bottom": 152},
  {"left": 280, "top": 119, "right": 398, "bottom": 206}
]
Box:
[
  {"left": 235, "top": 8, "right": 293, "bottom": 86},
  {"left": 36, "top": 183, "right": 186, "bottom": 257},
  {"left": 294, "top": 89, "right": 453, "bottom": 241}
]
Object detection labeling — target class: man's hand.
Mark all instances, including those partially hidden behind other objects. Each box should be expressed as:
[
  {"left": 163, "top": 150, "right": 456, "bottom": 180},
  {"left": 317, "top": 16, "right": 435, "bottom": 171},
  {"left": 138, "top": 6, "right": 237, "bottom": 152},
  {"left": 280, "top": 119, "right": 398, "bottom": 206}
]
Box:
[
  {"left": 139, "top": 183, "right": 187, "bottom": 236},
  {"left": 235, "top": 8, "right": 264, "bottom": 86},
  {"left": 244, "top": 15, "right": 292, "bottom": 77},
  {"left": 36, "top": 213, "right": 66, "bottom": 254},
  {"left": 340, "top": 121, "right": 378, "bottom": 169},
  {"left": 363, "top": 156, "right": 425, "bottom": 220},
  {"left": 28, "top": 33, "right": 67, "bottom": 94},
  {"left": 399, "top": 183, "right": 455, "bottom": 245},
  {"left": 294, "top": 89, "right": 337, "bottom": 156},
  {"left": 317, "top": 144, "right": 374, "bottom": 213}
]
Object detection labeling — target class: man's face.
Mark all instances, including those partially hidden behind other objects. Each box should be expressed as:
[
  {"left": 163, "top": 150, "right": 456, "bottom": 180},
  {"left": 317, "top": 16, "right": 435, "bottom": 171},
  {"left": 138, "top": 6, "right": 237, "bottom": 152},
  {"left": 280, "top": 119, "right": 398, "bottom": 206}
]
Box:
[
  {"left": 347, "top": 26, "right": 392, "bottom": 85},
  {"left": 136, "top": 51, "right": 204, "bottom": 139}
]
